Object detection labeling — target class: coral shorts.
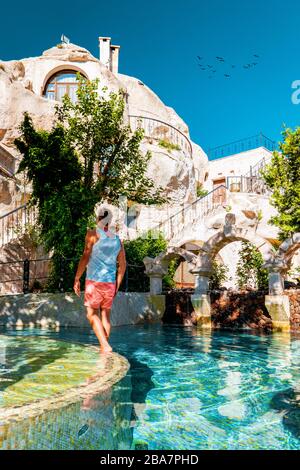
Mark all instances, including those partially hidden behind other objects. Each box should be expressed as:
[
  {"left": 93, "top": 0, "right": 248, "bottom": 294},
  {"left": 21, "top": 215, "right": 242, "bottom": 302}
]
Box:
[{"left": 84, "top": 279, "right": 116, "bottom": 310}]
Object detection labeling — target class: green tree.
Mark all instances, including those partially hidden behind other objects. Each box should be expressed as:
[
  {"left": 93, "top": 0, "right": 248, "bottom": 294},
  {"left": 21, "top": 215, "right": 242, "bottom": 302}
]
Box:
[
  {"left": 262, "top": 127, "right": 300, "bottom": 239},
  {"left": 123, "top": 231, "right": 178, "bottom": 291},
  {"left": 236, "top": 241, "right": 268, "bottom": 290},
  {"left": 15, "top": 77, "right": 165, "bottom": 290}
]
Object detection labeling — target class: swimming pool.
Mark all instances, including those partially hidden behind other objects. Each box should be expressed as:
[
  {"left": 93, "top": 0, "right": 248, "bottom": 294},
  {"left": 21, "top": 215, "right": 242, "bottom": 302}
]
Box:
[{"left": 1, "top": 324, "right": 300, "bottom": 450}]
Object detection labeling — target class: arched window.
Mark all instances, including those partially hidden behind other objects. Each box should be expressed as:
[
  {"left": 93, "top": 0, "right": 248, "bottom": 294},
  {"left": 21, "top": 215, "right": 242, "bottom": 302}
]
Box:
[{"left": 43, "top": 70, "right": 86, "bottom": 103}]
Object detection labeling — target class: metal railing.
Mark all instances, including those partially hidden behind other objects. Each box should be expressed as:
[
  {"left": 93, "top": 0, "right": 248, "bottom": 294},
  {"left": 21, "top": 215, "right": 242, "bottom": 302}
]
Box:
[
  {"left": 129, "top": 115, "right": 193, "bottom": 157},
  {"left": 226, "top": 155, "right": 270, "bottom": 195},
  {"left": 0, "top": 144, "right": 16, "bottom": 177},
  {"left": 0, "top": 204, "right": 37, "bottom": 248},
  {"left": 244, "top": 156, "right": 267, "bottom": 178},
  {"left": 0, "top": 257, "right": 51, "bottom": 295},
  {"left": 155, "top": 185, "right": 228, "bottom": 241},
  {"left": 207, "top": 133, "right": 276, "bottom": 160},
  {"left": 0, "top": 163, "right": 15, "bottom": 178},
  {"left": 226, "top": 175, "right": 269, "bottom": 195},
  {"left": 0, "top": 256, "right": 148, "bottom": 295}
]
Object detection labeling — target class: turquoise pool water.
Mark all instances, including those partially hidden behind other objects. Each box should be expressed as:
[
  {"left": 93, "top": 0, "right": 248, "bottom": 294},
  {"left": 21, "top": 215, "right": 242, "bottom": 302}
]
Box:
[{"left": 1, "top": 325, "right": 300, "bottom": 450}]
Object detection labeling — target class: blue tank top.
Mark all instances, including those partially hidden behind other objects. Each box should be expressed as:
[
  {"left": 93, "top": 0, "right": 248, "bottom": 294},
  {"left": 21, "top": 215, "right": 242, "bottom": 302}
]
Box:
[{"left": 86, "top": 227, "right": 121, "bottom": 283}]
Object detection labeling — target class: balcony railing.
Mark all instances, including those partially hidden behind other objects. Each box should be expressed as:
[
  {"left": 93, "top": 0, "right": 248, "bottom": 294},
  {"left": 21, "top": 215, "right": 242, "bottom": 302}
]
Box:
[
  {"left": 129, "top": 115, "right": 193, "bottom": 158},
  {"left": 208, "top": 133, "right": 276, "bottom": 160},
  {"left": 226, "top": 175, "right": 269, "bottom": 195},
  {"left": 226, "top": 155, "right": 270, "bottom": 195}
]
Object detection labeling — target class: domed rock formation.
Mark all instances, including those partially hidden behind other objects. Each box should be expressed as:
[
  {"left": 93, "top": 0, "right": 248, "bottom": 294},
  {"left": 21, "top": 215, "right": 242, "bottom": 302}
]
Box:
[{"left": 0, "top": 38, "right": 209, "bottom": 219}]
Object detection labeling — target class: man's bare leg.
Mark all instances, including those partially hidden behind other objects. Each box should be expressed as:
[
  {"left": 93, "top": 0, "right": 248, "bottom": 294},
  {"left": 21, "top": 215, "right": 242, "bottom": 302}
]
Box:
[
  {"left": 86, "top": 307, "right": 112, "bottom": 353},
  {"left": 101, "top": 308, "right": 111, "bottom": 339}
]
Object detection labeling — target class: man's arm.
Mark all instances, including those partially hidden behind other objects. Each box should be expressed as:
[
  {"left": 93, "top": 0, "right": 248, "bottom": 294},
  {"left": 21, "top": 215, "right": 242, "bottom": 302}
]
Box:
[
  {"left": 115, "top": 243, "right": 127, "bottom": 294},
  {"left": 73, "top": 230, "right": 95, "bottom": 296}
]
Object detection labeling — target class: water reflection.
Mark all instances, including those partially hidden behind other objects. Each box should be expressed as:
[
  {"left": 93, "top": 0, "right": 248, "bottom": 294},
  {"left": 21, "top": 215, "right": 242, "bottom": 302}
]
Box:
[
  {"left": 0, "top": 372, "right": 133, "bottom": 450},
  {"left": 1, "top": 325, "right": 300, "bottom": 449}
]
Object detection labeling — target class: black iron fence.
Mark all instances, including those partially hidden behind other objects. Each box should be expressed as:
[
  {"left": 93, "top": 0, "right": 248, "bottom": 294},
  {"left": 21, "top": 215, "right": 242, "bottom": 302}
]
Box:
[
  {"left": 0, "top": 257, "right": 149, "bottom": 295},
  {"left": 207, "top": 133, "right": 276, "bottom": 160}
]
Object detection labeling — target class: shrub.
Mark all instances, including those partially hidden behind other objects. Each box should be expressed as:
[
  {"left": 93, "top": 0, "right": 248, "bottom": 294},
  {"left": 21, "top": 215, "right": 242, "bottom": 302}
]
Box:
[
  {"left": 236, "top": 241, "right": 268, "bottom": 290},
  {"left": 158, "top": 139, "right": 181, "bottom": 152},
  {"left": 209, "top": 260, "right": 229, "bottom": 290}
]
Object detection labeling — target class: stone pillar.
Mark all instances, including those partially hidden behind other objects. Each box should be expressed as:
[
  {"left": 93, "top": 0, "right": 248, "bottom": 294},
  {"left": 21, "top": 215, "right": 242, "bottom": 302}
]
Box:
[
  {"left": 143, "top": 257, "right": 167, "bottom": 322},
  {"left": 149, "top": 275, "right": 163, "bottom": 295},
  {"left": 264, "top": 259, "right": 290, "bottom": 331},
  {"left": 268, "top": 271, "right": 284, "bottom": 295},
  {"left": 265, "top": 295, "right": 290, "bottom": 332},
  {"left": 190, "top": 267, "right": 212, "bottom": 329}
]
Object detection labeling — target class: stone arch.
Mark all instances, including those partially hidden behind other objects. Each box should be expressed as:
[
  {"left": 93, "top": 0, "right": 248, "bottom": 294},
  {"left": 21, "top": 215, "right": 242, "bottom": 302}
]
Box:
[
  {"left": 144, "top": 246, "right": 198, "bottom": 274},
  {"left": 41, "top": 65, "right": 89, "bottom": 96},
  {"left": 143, "top": 246, "right": 198, "bottom": 294},
  {"left": 198, "top": 222, "right": 273, "bottom": 270}
]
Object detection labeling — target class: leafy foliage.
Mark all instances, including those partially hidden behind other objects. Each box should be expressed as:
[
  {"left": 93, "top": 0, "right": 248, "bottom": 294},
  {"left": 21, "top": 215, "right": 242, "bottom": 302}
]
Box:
[
  {"left": 15, "top": 77, "right": 165, "bottom": 290},
  {"left": 123, "top": 231, "right": 177, "bottom": 291},
  {"left": 123, "top": 231, "right": 167, "bottom": 264},
  {"left": 209, "top": 260, "right": 229, "bottom": 290},
  {"left": 196, "top": 184, "right": 208, "bottom": 198},
  {"left": 158, "top": 139, "right": 181, "bottom": 152},
  {"left": 262, "top": 127, "right": 300, "bottom": 239},
  {"left": 236, "top": 242, "right": 268, "bottom": 290}
]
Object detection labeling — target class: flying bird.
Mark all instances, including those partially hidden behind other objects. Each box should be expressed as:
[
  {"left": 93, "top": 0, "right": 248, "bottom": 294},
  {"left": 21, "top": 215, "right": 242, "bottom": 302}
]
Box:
[{"left": 196, "top": 51, "right": 262, "bottom": 80}]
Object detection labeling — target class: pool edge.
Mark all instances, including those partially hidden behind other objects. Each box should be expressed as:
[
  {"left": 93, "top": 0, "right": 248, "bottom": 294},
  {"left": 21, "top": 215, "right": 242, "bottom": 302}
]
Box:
[{"left": 0, "top": 347, "right": 130, "bottom": 425}]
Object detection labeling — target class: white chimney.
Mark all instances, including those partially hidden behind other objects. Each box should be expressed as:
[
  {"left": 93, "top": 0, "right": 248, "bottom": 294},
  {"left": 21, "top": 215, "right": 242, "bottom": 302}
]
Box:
[
  {"left": 110, "top": 45, "right": 120, "bottom": 74},
  {"left": 99, "top": 36, "right": 111, "bottom": 69}
]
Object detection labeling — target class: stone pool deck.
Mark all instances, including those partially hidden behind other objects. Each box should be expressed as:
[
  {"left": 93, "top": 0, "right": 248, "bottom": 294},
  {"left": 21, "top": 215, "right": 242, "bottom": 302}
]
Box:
[
  {"left": 0, "top": 292, "right": 165, "bottom": 328},
  {"left": 0, "top": 337, "right": 129, "bottom": 426}
]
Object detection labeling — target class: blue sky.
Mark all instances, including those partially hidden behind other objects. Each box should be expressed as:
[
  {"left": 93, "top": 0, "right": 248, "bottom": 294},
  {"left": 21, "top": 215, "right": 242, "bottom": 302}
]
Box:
[{"left": 1, "top": 0, "right": 300, "bottom": 155}]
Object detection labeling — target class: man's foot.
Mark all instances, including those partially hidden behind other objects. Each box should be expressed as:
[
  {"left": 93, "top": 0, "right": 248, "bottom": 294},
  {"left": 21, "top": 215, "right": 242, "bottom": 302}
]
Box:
[{"left": 100, "top": 345, "right": 113, "bottom": 353}]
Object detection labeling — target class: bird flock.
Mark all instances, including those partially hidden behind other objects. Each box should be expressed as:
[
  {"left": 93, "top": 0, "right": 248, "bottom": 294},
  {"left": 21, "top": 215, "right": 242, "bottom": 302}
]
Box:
[{"left": 197, "top": 54, "right": 260, "bottom": 79}]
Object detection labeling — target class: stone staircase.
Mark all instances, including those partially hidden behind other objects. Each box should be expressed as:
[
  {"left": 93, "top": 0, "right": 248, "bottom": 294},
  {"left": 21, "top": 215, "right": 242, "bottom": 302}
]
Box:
[
  {"left": 0, "top": 203, "right": 36, "bottom": 249},
  {"left": 154, "top": 185, "right": 229, "bottom": 246},
  {"left": 0, "top": 204, "right": 43, "bottom": 294}
]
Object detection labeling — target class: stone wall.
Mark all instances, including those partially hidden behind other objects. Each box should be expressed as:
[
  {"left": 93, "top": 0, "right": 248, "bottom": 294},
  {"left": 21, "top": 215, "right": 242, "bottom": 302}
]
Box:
[
  {"left": 163, "top": 290, "right": 273, "bottom": 330},
  {"left": 285, "top": 289, "right": 300, "bottom": 330},
  {"left": 210, "top": 291, "right": 272, "bottom": 331},
  {"left": 163, "top": 290, "right": 300, "bottom": 331},
  {"left": 0, "top": 292, "right": 165, "bottom": 328},
  {"left": 163, "top": 291, "right": 196, "bottom": 325}
]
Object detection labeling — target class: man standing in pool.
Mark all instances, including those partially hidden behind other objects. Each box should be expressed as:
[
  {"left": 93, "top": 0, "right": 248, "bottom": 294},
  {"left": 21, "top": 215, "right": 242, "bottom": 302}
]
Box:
[{"left": 73, "top": 208, "right": 126, "bottom": 353}]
